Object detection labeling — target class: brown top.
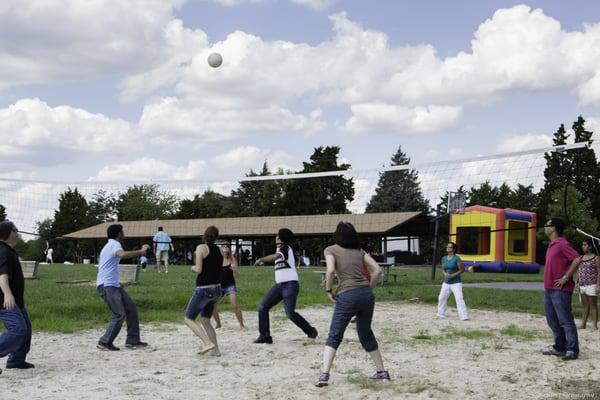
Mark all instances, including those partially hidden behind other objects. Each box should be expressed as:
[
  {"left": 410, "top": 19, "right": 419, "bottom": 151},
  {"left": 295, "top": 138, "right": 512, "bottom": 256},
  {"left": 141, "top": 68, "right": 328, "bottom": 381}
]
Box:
[{"left": 324, "top": 244, "right": 369, "bottom": 295}]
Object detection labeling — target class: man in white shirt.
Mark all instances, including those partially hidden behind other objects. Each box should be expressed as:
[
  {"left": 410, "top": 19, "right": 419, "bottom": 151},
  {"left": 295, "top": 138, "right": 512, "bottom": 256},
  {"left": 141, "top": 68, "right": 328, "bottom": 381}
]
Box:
[
  {"left": 253, "top": 228, "right": 318, "bottom": 344},
  {"left": 96, "top": 224, "right": 150, "bottom": 351},
  {"left": 153, "top": 227, "right": 174, "bottom": 273},
  {"left": 45, "top": 247, "right": 53, "bottom": 264}
]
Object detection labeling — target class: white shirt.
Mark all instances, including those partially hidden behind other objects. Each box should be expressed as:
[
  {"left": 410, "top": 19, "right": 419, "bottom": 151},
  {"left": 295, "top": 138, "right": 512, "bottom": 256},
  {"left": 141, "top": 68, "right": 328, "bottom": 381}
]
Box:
[
  {"left": 97, "top": 239, "right": 123, "bottom": 287},
  {"left": 274, "top": 244, "right": 299, "bottom": 283}
]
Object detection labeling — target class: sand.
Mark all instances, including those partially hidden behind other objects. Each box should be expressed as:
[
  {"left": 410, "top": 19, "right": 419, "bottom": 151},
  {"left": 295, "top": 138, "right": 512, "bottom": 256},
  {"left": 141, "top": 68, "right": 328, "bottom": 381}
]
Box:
[{"left": 2, "top": 302, "right": 599, "bottom": 400}]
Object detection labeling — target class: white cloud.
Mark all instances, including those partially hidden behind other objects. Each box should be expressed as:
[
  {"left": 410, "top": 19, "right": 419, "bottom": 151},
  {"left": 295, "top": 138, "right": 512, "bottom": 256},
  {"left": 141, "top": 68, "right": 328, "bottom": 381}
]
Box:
[
  {"left": 342, "top": 103, "right": 461, "bottom": 134},
  {"left": 496, "top": 133, "right": 553, "bottom": 153},
  {"left": 210, "top": 146, "right": 293, "bottom": 171},
  {"left": 138, "top": 97, "right": 325, "bottom": 141},
  {"left": 0, "top": 0, "right": 194, "bottom": 88},
  {"left": 92, "top": 158, "right": 206, "bottom": 181},
  {"left": 0, "top": 98, "right": 136, "bottom": 165},
  {"left": 290, "top": 0, "right": 338, "bottom": 11}
]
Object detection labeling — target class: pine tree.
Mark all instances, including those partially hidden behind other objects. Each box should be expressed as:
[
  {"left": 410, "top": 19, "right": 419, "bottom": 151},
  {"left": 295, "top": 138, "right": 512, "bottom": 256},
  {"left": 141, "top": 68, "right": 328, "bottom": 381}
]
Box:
[
  {"left": 366, "top": 146, "right": 429, "bottom": 214},
  {"left": 570, "top": 116, "right": 600, "bottom": 216}
]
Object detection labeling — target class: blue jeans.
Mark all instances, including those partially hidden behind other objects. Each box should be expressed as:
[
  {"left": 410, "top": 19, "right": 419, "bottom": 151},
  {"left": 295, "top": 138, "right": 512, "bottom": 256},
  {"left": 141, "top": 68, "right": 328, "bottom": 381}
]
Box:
[
  {"left": 97, "top": 285, "right": 140, "bottom": 345},
  {"left": 544, "top": 289, "right": 579, "bottom": 354},
  {"left": 185, "top": 285, "right": 221, "bottom": 319},
  {"left": 0, "top": 307, "right": 32, "bottom": 366},
  {"left": 326, "top": 286, "right": 378, "bottom": 352},
  {"left": 258, "top": 281, "right": 315, "bottom": 338}
]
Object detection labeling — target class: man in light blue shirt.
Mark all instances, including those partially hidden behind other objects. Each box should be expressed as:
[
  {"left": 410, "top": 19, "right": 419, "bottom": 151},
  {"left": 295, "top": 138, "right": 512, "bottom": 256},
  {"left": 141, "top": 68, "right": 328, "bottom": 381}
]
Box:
[
  {"left": 96, "top": 224, "right": 150, "bottom": 351},
  {"left": 153, "top": 226, "right": 173, "bottom": 273}
]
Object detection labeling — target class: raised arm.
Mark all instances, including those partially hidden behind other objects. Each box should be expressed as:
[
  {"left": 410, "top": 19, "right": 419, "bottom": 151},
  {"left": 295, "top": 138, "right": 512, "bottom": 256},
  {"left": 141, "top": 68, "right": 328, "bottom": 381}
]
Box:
[
  {"left": 116, "top": 244, "right": 150, "bottom": 260},
  {"left": 254, "top": 253, "right": 279, "bottom": 266}
]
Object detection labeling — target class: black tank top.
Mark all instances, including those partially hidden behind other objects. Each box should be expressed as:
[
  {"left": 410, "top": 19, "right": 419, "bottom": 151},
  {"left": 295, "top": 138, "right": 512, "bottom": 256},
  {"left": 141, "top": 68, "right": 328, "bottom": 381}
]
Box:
[
  {"left": 220, "top": 264, "right": 236, "bottom": 287},
  {"left": 196, "top": 244, "right": 223, "bottom": 286}
]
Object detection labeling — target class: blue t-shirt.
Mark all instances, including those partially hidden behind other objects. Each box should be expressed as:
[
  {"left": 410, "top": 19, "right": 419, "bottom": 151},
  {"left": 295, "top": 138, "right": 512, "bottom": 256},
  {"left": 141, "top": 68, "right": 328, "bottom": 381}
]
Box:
[
  {"left": 153, "top": 231, "right": 172, "bottom": 251},
  {"left": 442, "top": 255, "right": 462, "bottom": 284},
  {"left": 97, "top": 239, "right": 123, "bottom": 287}
]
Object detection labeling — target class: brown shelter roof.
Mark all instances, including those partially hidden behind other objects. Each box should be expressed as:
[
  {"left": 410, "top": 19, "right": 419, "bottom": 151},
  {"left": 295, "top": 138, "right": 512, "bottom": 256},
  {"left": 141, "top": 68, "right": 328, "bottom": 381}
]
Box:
[{"left": 62, "top": 212, "right": 425, "bottom": 240}]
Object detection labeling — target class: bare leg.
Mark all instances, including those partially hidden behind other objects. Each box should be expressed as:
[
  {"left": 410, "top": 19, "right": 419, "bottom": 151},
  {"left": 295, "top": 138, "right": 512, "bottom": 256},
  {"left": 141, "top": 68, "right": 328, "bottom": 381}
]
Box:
[
  {"left": 367, "top": 349, "right": 385, "bottom": 372},
  {"left": 183, "top": 317, "right": 215, "bottom": 354},
  {"left": 200, "top": 317, "right": 220, "bottom": 356},
  {"left": 229, "top": 293, "right": 245, "bottom": 329},
  {"left": 590, "top": 296, "right": 598, "bottom": 329},
  {"left": 321, "top": 345, "right": 337, "bottom": 374},
  {"left": 212, "top": 300, "right": 222, "bottom": 329},
  {"left": 580, "top": 294, "right": 590, "bottom": 329}
]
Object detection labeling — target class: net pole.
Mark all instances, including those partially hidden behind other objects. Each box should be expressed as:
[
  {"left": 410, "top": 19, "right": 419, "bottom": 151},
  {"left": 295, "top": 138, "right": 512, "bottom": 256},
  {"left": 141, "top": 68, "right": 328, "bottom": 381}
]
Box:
[{"left": 430, "top": 203, "right": 442, "bottom": 281}]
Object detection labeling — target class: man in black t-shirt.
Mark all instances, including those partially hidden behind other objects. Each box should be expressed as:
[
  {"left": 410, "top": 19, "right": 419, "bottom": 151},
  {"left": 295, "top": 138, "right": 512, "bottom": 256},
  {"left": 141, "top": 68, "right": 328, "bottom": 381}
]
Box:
[{"left": 0, "top": 221, "right": 34, "bottom": 373}]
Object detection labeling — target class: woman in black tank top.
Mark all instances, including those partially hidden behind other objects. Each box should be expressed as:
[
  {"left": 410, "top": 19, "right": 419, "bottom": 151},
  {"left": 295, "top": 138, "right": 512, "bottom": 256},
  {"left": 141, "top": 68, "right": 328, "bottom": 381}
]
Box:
[
  {"left": 212, "top": 243, "right": 245, "bottom": 330},
  {"left": 183, "top": 226, "right": 223, "bottom": 356}
]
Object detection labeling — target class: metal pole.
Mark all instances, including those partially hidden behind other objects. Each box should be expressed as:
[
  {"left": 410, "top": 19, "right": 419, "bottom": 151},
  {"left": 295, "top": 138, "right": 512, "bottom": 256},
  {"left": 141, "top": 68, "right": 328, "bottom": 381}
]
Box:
[{"left": 430, "top": 204, "right": 441, "bottom": 281}]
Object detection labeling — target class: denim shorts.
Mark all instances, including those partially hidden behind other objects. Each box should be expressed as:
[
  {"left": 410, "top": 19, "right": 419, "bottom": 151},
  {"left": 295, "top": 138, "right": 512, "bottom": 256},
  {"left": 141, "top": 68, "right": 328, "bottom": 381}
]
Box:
[
  {"left": 221, "top": 284, "right": 237, "bottom": 297},
  {"left": 185, "top": 285, "right": 221, "bottom": 319}
]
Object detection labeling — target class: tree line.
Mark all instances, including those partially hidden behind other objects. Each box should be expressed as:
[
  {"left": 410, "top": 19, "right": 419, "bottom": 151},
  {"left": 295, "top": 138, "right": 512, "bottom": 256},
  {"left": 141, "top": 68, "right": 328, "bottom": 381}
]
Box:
[{"left": 3, "top": 116, "right": 599, "bottom": 262}]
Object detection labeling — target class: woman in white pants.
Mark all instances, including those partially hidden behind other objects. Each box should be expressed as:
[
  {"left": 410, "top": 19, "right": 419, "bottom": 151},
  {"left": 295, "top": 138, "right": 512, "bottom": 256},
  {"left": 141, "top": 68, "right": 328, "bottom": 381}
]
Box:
[{"left": 437, "top": 242, "right": 469, "bottom": 320}]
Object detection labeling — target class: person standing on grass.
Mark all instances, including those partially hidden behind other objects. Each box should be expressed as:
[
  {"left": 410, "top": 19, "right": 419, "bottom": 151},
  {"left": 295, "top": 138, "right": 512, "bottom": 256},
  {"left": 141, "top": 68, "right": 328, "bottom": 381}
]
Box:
[
  {"left": 212, "top": 242, "right": 245, "bottom": 330},
  {"left": 96, "top": 224, "right": 150, "bottom": 351},
  {"left": 436, "top": 242, "right": 469, "bottom": 321},
  {"left": 315, "top": 222, "right": 389, "bottom": 388},
  {"left": 0, "top": 221, "right": 34, "bottom": 372},
  {"left": 253, "top": 228, "right": 318, "bottom": 344},
  {"left": 153, "top": 226, "right": 173, "bottom": 274},
  {"left": 542, "top": 217, "right": 580, "bottom": 361},
  {"left": 575, "top": 239, "right": 600, "bottom": 330},
  {"left": 139, "top": 254, "right": 148, "bottom": 272},
  {"left": 183, "top": 226, "right": 223, "bottom": 356}
]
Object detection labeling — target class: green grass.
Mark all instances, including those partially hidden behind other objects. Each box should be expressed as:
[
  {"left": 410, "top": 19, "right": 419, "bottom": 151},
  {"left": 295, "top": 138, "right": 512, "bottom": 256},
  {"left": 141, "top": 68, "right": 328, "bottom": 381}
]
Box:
[{"left": 8, "top": 264, "right": 562, "bottom": 332}]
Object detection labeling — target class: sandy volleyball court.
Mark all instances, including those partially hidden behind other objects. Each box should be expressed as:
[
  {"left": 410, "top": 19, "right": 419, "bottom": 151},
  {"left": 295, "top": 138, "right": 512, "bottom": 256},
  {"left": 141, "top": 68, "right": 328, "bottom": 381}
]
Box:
[{"left": 2, "top": 302, "right": 599, "bottom": 400}]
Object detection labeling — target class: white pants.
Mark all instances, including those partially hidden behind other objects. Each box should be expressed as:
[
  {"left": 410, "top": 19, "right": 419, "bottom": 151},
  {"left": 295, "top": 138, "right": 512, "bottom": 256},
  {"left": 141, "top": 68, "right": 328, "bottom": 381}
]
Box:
[{"left": 437, "top": 282, "right": 469, "bottom": 320}]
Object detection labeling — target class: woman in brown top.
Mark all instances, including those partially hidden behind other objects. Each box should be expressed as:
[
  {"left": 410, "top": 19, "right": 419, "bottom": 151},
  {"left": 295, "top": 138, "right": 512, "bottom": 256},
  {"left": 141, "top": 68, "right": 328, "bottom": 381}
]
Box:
[{"left": 315, "top": 222, "right": 390, "bottom": 387}]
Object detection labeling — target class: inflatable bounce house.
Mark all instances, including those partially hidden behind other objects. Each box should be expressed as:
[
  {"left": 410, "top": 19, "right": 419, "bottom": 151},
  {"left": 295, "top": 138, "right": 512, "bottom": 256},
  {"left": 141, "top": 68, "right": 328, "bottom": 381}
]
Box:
[{"left": 449, "top": 205, "right": 540, "bottom": 273}]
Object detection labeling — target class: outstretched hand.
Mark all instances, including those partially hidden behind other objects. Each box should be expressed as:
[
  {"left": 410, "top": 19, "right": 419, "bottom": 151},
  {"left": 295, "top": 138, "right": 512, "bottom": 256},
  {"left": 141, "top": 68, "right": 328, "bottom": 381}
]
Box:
[{"left": 141, "top": 244, "right": 151, "bottom": 254}]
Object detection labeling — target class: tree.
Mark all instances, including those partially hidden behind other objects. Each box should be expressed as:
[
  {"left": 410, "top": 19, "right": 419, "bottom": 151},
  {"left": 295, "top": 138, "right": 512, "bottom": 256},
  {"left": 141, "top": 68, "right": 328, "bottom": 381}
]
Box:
[
  {"left": 177, "top": 190, "right": 231, "bottom": 219},
  {"left": 281, "top": 146, "right": 354, "bottom": 215},
  {"left": 366, "top": 146, "right": 430, "bottom": 214},
  {"left": 230, "top": 162, "right": 285, "bottom": 217},
  {"left": 116, "top": 184, "right": 178, "bottom": 221},
  {"left": 539, "top": 124, "right": 570, "bottom": 223},
  {"left": 570, "top": 116, "right": 600, "bottom": 216},
  {"left": 52, "top": 188, "right": 91, "bottom": 237},
  {"left": 0, "top": 203, "right": 5, "bottom": 221},
  {"left": 508, "top": 184, "right": 539, "bottom": 212},
  {"left": 467, "top": 181, "right": 499, "bottom": 207},
  {"left": 88, "top": 190, "right": 117, "bottom": 224}
]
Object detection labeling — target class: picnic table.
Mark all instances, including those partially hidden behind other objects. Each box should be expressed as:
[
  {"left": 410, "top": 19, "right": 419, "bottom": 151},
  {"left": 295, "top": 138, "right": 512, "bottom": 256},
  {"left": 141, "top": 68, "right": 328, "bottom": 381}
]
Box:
[{"left": 316, "top": 262, "right": 398, "bottom": 287}]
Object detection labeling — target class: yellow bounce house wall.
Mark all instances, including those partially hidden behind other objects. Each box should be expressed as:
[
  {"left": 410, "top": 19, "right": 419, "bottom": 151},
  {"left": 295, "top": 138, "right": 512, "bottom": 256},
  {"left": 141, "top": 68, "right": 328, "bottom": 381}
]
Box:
[{"left": 450, "top": 211, "right": 499, "bottom": 262}]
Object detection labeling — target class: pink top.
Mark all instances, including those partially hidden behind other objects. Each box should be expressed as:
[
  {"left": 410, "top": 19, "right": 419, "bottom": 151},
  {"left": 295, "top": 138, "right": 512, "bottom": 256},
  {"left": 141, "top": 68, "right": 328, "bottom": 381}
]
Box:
[{"left": 544, "top": 237, "right": 579, "bottom": 292}]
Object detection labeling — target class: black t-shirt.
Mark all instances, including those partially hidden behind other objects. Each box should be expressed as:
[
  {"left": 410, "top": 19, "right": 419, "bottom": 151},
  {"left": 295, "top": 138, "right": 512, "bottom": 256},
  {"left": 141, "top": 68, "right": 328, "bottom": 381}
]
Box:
[
  {"left": 196, "top": 244, "right": 223, "bottom": 287},
  {"left": 0, "top": 241, "right": 25, "bottom": 309},
  {"left": 220, "top": 265, "right": 236, "bottom": 287}
]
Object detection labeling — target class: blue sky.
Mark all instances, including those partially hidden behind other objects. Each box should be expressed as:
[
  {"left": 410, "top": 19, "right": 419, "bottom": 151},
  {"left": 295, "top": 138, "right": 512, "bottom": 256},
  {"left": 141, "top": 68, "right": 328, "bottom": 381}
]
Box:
[{"left": 1, "top": 1, "right": 600, "bottom": 233}]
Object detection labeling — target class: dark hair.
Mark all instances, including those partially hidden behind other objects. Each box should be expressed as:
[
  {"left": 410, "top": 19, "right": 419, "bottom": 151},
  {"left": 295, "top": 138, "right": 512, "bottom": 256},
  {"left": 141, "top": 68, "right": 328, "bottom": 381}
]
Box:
[
  {"left": 447, "top": 242, "right": 457, "bottom": 252},
  {"left": 203, "top": 225, "right": 219, "bottom": 244},
  {"left": 547, "top": 217, "right": 566, "bottom": 235},
  {"left": 0, "top": 221, "right": 17, "bottom": 241},
  {"left": 582, "top": 239, "right": 597, "bottom": 254},
  {"left": 277, "top": 228, "right": 293, "bottom": 244},
  {"left": 333, "top": 222, "right": 360, "bottom": 249},
  {"left": 158, "top": 226, "right": 163, "bottom": 231},
  {"left": 107, "top": 224, "right": 123, "bottom": 239}
]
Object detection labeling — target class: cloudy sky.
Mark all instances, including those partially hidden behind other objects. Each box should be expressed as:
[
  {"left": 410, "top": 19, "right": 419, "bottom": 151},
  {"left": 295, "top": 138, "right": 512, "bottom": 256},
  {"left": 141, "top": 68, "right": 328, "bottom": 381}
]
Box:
[{"left": 1, "top": 0, "right": 600, "bottom": 186}]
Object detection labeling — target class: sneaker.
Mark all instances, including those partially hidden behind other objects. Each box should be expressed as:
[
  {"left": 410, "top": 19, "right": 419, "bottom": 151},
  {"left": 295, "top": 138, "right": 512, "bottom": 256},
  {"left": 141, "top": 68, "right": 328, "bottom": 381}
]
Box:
[
  {"left": 542, "top": 349, "right": 565, "bottom": 357},
  {"left": 315, "top": 372, "right": 330, "bottom": 387},
  {"left": 369, "top": 370, "right": 391, "bottom": 380},
  {"left": 253, "top": 336, "right": 273, "bottom": 344},
  {"left": 97, "top": 342, "right": 120, "bottom": 351},
  {"left": 125, "top": 341, "right": 148, "bottom": 349},
  {"left": 307, "top": 328, "right": 318, "bottom": 339},
  {"left": 561, "top": 352, "right": 578, "bottom": 361},
  {"left": 6, "top": 361, "right": 35, "bottom": 369}
]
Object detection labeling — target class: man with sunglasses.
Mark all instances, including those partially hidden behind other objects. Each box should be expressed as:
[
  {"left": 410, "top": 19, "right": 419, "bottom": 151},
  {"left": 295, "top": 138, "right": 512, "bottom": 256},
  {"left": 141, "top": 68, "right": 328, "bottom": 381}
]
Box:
[{"left": 0, "top": 221, "right": 34, "bottom": 373}]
